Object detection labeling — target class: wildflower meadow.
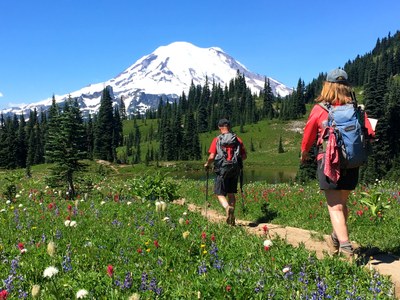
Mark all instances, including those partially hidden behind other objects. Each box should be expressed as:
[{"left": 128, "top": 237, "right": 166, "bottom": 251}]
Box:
[{"left": 0, "top": 170, "right": 397, "bottom": 299}]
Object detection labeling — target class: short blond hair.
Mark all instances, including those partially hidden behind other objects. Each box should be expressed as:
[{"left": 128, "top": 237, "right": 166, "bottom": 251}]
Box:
[{"left": 316, "top": 81, "right": 353, "bottom": 105}]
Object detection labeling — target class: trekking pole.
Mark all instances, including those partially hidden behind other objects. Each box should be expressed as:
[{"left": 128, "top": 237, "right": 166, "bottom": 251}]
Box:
[
  {"left": 240, "top": 167, "right": 247, "bottom": 214},
  {"left": 205, "top": 167, "right": 209, "bottom": 219}
]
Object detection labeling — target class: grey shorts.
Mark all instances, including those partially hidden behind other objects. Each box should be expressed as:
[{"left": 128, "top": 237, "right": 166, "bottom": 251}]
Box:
[
  {"left": 214, "top": 174, "right": 238, "bottom": 196},
  {"left": 317, "top": 159, "right": 359, "bottom": 190}
]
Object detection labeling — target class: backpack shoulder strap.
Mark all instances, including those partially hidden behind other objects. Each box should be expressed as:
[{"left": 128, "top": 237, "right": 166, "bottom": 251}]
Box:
[{"left": 318, "top": 102, "right": 330, "bottom": 112}]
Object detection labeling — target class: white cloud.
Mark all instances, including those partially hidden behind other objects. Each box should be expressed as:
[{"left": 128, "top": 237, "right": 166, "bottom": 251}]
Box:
[{"left": 0, "top": 92, "right": 3, "bottom": 97}]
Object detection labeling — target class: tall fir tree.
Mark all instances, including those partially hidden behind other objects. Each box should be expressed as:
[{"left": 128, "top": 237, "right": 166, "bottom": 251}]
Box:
[
  {"left": 45, "top": 99, "right": 87, "bottom": 198},
  {"left": 262, "top": 77, "right": 275, "bottom": 119},
  {"left": 94, "top": 87, "right": 115, "bottom": 161}
]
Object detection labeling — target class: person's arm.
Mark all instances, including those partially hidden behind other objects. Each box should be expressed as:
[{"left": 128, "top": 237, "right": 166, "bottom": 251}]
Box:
[
  {"left": 204, "top": 138, "right": 217, "bottom": 169},
  {"left": 204, "top": 153, "right": 215, "bottom": 169},
  {"left": 301, "top": 105, "right": 323, "bottom": 163}
]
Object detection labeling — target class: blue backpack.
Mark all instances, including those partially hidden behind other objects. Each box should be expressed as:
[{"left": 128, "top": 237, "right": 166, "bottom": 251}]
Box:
[{"left": 319, "top": 102, "right": 369, "bottom": 169}]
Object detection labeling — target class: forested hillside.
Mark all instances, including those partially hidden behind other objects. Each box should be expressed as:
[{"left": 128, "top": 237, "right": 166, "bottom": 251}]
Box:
[{"left": 0, "top": 31, "right": 399, "bottom": 186}]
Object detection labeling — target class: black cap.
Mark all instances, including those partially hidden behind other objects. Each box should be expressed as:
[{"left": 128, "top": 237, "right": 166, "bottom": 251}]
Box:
[{"left": 217, "top": 118, "right": 230, "bottom": 127}]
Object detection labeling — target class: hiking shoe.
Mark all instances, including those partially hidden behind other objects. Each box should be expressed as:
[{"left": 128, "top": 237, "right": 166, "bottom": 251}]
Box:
[
  {"left": 339, "top": 246, "right": 355, "bottom": 262},
  {"left": 326, "top": 233, "right": 339, "bottom": 255},
  {"left": 226, "top": 206, "right": 235, "bottom": 226}
]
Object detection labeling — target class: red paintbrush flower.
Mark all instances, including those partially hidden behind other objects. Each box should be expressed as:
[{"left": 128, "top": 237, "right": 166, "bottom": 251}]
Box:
[
  {"left": 0, "top": 289, "right": 8, "bottom": 300},
  {"left": 211, "top": 234, "right": 216, "bottom": 242},
  {"left": 107, "top": 265, "right": 114, "bottom": 277}
]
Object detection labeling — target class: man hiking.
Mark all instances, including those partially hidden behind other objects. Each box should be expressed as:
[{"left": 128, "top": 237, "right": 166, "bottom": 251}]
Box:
[{"left": 204, "top": 119, "right": 247, "bottom": 225}]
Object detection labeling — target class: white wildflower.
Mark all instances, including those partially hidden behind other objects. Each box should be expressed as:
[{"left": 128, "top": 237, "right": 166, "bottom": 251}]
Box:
[
  {"left": 162, "top": 217, "right": 170, "bottom": 222},
  {"left": 182, "top": 211, "right": 187, "bottom": 216},
  {"left": 0, "top": 209, "right": 6, "bottom": 213},
  {"left": 160, "top": 201, "right": 167, "bottom": 211},
  {"left": 6, "top": 200, "right": 11, "bottom": 205},
  {"left": 64, "top": 220, "right": 71, "bottom": 227},
  {"left": 100, "top": 201, "right": 106, "bottom": 205},
  {"left": 282, "top": 267, "right": 291, "bottom": 273},
  {"left": 76, "top": 289, "right": 89, "bottom": 299},
  {"left": 18, "top": 204, "right": 23, "bottom": 207},
  {"left": 16, "top": 194, "right": 21, "bottom": 198},
  {"left": 43, "top": 266, "right": 59, "bottom": 278},
  {"left": 69, "top": 221, "right": 77, "bottom": 227},
  {"left": 127, "top": 201, "right": 132, "bottom": 205},
  {"left": 178, "top": 217, "right": 185, "bottom": 225},
  {"left": 263, "top": 239, "right": 273, "bottom": 247}
]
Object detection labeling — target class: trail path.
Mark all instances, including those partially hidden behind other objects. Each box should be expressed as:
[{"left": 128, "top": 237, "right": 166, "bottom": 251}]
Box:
[{"left": 174, "top": 199, "right": 400, "bottom": 298}]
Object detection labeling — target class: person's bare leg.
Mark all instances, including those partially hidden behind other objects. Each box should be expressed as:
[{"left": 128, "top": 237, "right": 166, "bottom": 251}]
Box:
[
  {"left": 217, "top": 195, "right": 231, "bottom": 223},
  {"left": 325, "top": 190, "right": 349, "bottom": 243}
]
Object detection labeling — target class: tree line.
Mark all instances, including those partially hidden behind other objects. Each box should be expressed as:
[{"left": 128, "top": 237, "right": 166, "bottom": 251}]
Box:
[{"left": 1, "top": 30, "right": 399, "bottom": 188}]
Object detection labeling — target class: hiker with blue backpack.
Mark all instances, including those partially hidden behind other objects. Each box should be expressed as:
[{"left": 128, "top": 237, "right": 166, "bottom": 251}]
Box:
[
  {"left": 204, "top": 119, "right": 247, "bottom": 226},
  {"left": 300, "top": 69, "right": 376, "bottom": 260}
]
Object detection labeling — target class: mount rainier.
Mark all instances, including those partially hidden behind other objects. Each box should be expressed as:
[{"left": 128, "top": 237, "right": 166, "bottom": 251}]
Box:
[{"left": 2, "top": 42, "right": 292, "bottom": 117}]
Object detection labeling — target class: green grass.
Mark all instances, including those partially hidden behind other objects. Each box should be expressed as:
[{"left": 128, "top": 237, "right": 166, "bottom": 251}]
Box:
[
  {"left": 179, "top": 178, "right": 400, "bottom": 255},
  {"left": 0, "top": 170, "right": 395, "bottom": 299}
]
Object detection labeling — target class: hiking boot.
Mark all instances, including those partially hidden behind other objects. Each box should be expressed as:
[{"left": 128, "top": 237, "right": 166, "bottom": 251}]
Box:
[
  {"left": 226, "top": 206, "right": 235, "bottom": 226},
  {"left": 339, "top": 246, "right": 355, "bottom": 263},
  {"left": 326, "top": 233, "right": 339, "bottom": 255}
]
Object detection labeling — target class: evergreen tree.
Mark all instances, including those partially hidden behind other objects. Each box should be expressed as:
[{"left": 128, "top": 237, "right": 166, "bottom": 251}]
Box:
[
  {"left": 26, "top": 109, "right": 39, "bottom": 168},
  {"left": 86, "top": 115, "right": 94, "bottom": 159},
  {"left": 262, "top": 78, "right": 275, "bottom": 119},
  {"left": 45, "top": 99, "right": 87, "bottom": 198},
  {"left": 94, "top": 87, "right": 115, "bottom": 161},
  {"left": 113, "top": 107, "right": 123, "bottom": 162},
  {"left": 45, "top": 96, "right": 60, "bottom": 163},
  {"left": 119, "top": 97, "right": 127, "bottom": 120},
  {"left": 278, "top": 136, "right": 284, "bottom": 153},
  {"left": 16, "top": 114, "right": 27, "bottom": 168}
]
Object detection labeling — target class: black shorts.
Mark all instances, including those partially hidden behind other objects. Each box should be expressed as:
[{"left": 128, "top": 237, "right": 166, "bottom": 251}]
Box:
[
  {"left": 214, "top": 174, "right": 239, "bottom": 196},
  {"left": 317, "top": 159, "right": 359, "bottom": 190}
]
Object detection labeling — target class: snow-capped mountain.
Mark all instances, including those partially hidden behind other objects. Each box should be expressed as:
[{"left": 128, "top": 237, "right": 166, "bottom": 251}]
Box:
[{"left": 2, "top": 42, "right": 292, "bottom": 117}]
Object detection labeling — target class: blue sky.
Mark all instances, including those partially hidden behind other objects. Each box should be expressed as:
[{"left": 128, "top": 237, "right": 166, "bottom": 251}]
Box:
[{"left": 1, "top": 0, "right": 399, "bottom": 109}]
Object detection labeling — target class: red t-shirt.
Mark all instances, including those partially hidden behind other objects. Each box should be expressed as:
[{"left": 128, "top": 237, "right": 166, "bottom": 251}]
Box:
[
  {"left": 301, "top": 104, "right": 376, "bottom": 160},
  {"left": 208, "top": 136, "right": 247, "bottom": 160}
]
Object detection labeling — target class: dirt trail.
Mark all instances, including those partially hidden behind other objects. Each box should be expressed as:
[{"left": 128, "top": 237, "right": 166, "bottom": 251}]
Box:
[{"left": 174, "top": 200, "right": 400, "bottom": 298}]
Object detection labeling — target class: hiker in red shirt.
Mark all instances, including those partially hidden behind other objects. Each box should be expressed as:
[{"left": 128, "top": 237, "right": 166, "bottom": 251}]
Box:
[
  {"left": 301, "top": 69, "right": 375, "bottom": 260},
  {"left": 204, "top": 119, "right": 247, "bottom": 226}
]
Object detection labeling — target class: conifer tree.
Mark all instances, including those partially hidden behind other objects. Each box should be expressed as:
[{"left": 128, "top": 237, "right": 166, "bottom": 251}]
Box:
[
  {"left": 278, "top": 136, "right": 284, "bottom": 153},
  {"left": 86, "top": 115, "right": 94, "bottom": 159},
  {"left": 45, "top": 96, "right": 60, "bottom": 163},
  {"left": 119, "top": 97, "right": 127, "bottom": 120},
  {"left": 113, "top": 107, "right": 123, "bottom": 161},
  {"left": 94, "top": 87, "right": 115, "bottom": 161},
  {"left": 45, "top": 99, "right": 87, "bottom": 198},
  {"left": 16, "top": 114, "right": 27, "bottom": 168},
  {"left": 262, "top": 77, "right": 275, "bottom": 119}
]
